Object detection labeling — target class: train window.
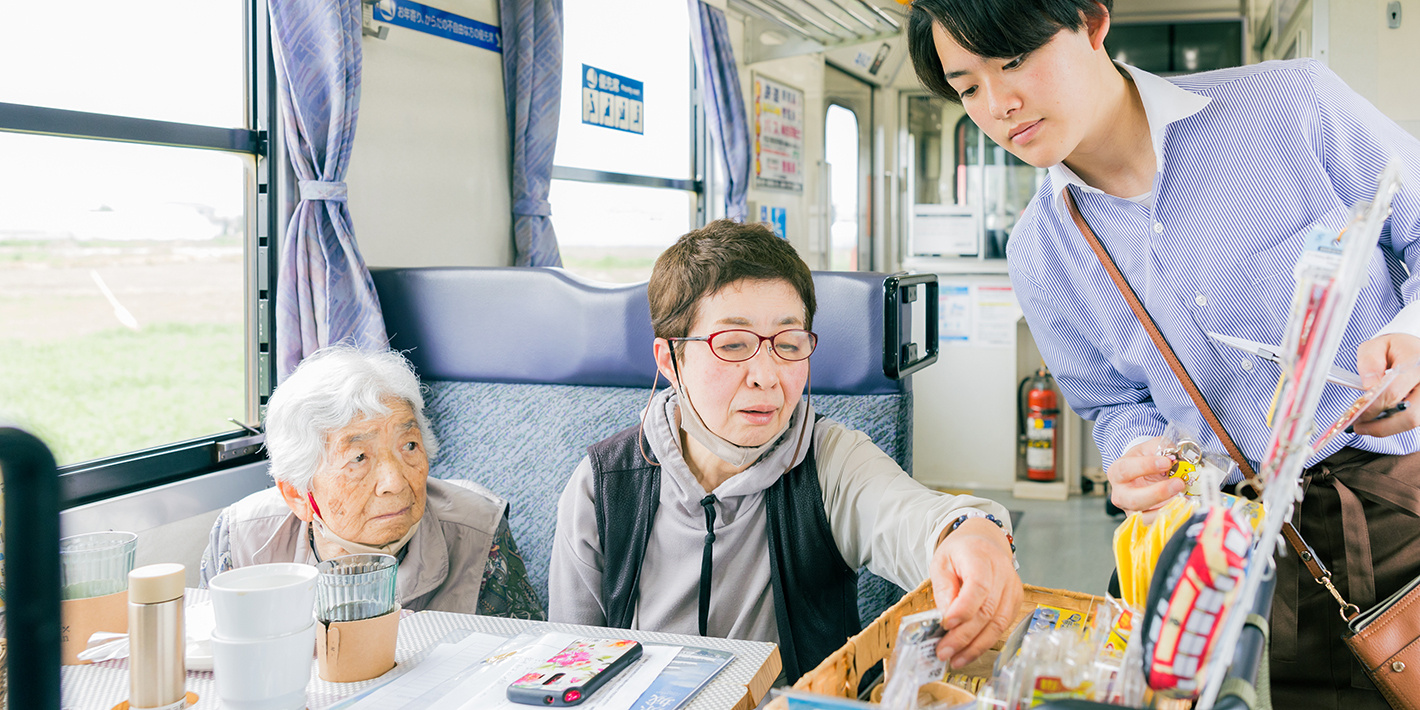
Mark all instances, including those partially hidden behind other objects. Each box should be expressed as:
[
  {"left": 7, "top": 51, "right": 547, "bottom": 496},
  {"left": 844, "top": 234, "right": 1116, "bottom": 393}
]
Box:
[
  {"left": 825, "top": 104, "right": 860, "bottom": 271},
  {"left": 954, "top": 116, "right": 1043, "bottom": 258},
  {"left": 2, "top": 0, "right": 246, "bottom": 127},
  {"left": 0, "top": 1, "right": 270, "bottom": 503},
  {"left": 0, "top": 134, "right": 248, "bottom": 465},
  {"left": 552, "top": 0, "right": 700, "bottom": 283},
  {"left": 550, "top": 181, "right": 696, "bottom": 283}
]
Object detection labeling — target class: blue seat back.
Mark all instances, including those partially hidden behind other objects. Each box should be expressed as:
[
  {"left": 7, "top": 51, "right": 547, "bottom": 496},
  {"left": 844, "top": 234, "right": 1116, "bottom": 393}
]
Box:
[{"left": 372, "top": 267, "right": 914, "bottom": 620}]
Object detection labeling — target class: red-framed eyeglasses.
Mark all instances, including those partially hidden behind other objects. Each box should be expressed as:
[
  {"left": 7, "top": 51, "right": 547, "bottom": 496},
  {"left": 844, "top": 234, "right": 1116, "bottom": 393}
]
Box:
[{"left": 669, "top": 329, "right": 817, "bottom": 363}]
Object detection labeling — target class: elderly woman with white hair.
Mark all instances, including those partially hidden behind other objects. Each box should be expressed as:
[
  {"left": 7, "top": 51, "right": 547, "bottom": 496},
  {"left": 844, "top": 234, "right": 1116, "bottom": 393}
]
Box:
[{"left": 199, "top": 346, "right": 544, "bottom": 619}]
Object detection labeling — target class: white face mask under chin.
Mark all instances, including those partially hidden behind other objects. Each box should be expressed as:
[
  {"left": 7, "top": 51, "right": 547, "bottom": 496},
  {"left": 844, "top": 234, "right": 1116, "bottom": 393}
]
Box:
[
  {"left": 677, "top": 384, "right": 794, "bottom": 469},
  {"left": 312, "top": 514, "right": 421, "bottom": 558}
]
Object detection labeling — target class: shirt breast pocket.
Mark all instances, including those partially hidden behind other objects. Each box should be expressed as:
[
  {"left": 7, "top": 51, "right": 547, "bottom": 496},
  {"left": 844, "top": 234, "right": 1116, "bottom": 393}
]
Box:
[{"left": 1201, "top": 209, "right": 1353, "bottom": 342}]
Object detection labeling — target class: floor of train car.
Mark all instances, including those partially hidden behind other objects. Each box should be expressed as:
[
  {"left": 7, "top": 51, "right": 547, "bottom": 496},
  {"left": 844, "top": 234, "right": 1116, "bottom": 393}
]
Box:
[{"left": 994, "top": 491, "right": 1119, "bottom": 597}]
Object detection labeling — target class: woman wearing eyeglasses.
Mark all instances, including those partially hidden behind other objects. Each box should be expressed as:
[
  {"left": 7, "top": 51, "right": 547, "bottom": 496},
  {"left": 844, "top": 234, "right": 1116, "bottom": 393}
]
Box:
[{"left": 548, "top": 220, "right": 1021, "bottom": 682}]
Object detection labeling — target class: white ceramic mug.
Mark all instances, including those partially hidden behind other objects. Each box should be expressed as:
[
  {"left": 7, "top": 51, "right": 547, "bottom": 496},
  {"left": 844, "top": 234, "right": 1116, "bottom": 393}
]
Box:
[
  {"left": 208, "top": 563, "right": 318, "bottom": 640},
  {"left": 210, "top": 622, "right": 315, "bottom": 710}
]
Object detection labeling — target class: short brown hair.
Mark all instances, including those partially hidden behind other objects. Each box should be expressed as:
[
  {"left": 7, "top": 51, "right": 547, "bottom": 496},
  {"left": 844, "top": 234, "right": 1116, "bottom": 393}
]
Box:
[{"left": 648, "top": 220, "right": 816, "bottom": 343}]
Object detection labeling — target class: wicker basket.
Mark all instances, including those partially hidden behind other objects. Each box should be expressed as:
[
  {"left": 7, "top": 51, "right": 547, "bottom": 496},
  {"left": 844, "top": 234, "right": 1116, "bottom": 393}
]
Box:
[{"left": 779, "top": 581, "right": 1108, "bottom": 706}]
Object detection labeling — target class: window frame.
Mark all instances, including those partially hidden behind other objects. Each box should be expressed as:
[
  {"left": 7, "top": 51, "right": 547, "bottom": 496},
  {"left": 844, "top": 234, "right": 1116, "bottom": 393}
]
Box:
[
  {"left": 0, "top": 0, "right": 279, "bottom": 508},
  {"left": 551, "top": 46, "right": 709, "bottom": 246}
]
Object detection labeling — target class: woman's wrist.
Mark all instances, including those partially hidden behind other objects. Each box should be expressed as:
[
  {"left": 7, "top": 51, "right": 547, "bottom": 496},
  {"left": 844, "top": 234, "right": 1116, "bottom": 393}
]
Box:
[{"left": 940, "top": 511, "right": 1016, "bottom": 555}]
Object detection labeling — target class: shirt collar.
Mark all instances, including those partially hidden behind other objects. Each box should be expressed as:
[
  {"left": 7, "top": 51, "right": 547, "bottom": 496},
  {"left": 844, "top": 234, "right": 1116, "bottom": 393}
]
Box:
[{"left": 1049, "top": 62, "right": 1212, "bottom": 212}]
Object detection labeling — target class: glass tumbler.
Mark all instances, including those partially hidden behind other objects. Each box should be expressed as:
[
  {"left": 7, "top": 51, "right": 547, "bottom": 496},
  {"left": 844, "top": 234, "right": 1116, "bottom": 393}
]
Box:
[
  {"left": 315, "top": 554, "right": 398, "bottom": 623},
  {"left": 59, "top": 531, "right": 138, "bottom": 600}
]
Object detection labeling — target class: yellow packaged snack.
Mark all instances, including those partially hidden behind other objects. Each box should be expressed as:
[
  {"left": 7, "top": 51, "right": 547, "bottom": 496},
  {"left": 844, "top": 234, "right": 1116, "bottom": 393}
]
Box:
[
  {"left": 1112, "top": 493, "right": 1263, "bottom": 609},
  {"left": 1113, "top": 496, "right": 1194, "bottom": 609}
]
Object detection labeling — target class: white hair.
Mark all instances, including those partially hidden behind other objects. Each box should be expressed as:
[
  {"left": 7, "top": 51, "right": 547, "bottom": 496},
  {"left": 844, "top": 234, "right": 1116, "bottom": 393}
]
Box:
[{"left": 265, "top": 346, "right": 440, "bottom": 494}]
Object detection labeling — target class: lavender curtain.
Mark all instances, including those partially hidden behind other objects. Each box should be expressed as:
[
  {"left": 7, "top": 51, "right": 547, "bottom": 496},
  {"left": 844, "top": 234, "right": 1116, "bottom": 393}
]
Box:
[
  {"left": 271, "top": 0, "right": 387, "bottom": 381},
  {"left": 689, "top": 0, "right": 750, "bottom": 222},
  {"left": 500, "top": 0, "right": 564, "bottom": 267}
]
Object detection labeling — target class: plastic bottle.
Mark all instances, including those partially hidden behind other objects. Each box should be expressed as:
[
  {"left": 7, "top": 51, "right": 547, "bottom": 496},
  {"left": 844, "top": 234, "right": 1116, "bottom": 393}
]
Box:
[{"left": 128, "top": 563, "right": 186, "bottom": 710}]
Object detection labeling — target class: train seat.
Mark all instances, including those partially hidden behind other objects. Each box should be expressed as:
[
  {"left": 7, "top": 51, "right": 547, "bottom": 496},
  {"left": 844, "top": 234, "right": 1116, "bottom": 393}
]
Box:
[{"left": 372, "top": 266, "right": 928, "bottom": 624}]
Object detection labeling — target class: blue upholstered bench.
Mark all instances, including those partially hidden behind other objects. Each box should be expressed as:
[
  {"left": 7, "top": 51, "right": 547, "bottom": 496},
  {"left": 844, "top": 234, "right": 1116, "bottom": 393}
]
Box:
[{"left": 371, "top": 267, "right": 935, "bottom": 625}]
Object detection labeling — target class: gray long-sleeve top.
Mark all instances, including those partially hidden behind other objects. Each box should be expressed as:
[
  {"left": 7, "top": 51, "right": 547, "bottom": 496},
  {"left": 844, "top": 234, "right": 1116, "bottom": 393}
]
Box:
[{"left": 548, "top": 388, "right": 1011, "bottom": 646}]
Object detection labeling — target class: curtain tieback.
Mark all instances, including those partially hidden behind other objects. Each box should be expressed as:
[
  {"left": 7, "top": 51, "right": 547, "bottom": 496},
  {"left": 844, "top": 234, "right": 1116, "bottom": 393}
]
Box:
[
  {"left": 299, "top": 180, "right": 348, "bottom": 202},
  {"left": 513, "top": 197, "right": 551, "bottom": 217}
]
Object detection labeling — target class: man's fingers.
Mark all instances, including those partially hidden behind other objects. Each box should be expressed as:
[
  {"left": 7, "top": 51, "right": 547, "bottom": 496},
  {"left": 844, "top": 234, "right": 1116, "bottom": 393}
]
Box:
[
  {"left": 1107, "top": 452, "right": 1183, "bottom": 514},
  {"left": 1360, "top": 368, "right": 1420, "bottom": 419},
  {"left": 1354, "top": 395, "right": 1420, "bottom": 437},
  {"left": 1110, "top": 475, "right": 1184, "bottom": 513},
  {"left": 1357, "top": 338, "right": 1391, "bottom": 389},
  {"left": 1107, "top": 456, "right": 1173, "bottom": 486}
]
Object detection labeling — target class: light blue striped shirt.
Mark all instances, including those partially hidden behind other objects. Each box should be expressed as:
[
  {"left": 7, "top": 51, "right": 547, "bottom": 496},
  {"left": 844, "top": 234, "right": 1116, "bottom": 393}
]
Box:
[{"left": 1008, "top": 59, "right": 1420, "bottom": 475}]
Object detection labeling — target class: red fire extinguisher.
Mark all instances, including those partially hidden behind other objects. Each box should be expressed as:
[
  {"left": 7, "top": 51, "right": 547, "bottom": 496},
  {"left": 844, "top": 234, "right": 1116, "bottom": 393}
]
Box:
[{"left": 1018, "top": 365, "right": 1060, "bottom": 481}]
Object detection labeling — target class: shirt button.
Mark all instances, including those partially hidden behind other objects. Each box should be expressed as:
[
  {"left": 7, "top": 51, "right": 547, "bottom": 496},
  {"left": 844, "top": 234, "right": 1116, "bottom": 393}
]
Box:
[
  {"left": 1195, "top": 292, "right": 1207, "bottom": 307},
  {"left": 1241, "top": 359, "right": 1254, "bottom": 372},
  {"left": 1153, "top": 222, "right": 1164, "bottom": 233}
]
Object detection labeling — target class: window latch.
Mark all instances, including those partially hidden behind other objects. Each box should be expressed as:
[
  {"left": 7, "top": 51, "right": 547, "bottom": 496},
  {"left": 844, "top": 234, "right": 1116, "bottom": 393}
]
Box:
[
  {"left": 216, "top": 433, "right": 265, "bottom": 463},
  {"left": 217, "top": 418, "right": 265, "bottom": 462}
]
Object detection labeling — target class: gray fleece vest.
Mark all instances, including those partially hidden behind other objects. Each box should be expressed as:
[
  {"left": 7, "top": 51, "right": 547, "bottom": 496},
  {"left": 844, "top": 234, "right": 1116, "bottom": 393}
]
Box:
[{"left": 588, "top": 421, "right": 859, "bottom": 683}]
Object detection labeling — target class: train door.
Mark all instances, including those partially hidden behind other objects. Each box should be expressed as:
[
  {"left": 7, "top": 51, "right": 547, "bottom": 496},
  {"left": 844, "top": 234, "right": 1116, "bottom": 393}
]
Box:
[{"left": 823, "top": 64, "right": 873, "bottom": 271}]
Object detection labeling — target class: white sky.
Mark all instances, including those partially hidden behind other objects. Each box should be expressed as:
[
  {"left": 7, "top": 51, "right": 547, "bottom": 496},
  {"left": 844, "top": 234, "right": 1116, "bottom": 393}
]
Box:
[{"left": 0, "top": 1, "right": 248, "bottom": 239}]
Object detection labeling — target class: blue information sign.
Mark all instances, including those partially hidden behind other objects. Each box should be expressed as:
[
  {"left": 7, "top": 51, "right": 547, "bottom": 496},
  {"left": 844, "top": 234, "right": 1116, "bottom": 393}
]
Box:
[
  {"left": 373, "top": 0, "right": 500, "bottom": 53},
  {"left": 581, "top": 65, "right": 645, "bottom": 135},
  {"left": 759, "top": 205, "right": 787, "bottom": 240}
]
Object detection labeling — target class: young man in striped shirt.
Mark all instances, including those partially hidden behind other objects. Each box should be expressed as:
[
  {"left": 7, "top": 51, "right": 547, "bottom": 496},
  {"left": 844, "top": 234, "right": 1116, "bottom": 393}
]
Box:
[{"left": 908, "top": 1, "right": 1420, "bottom": 706}]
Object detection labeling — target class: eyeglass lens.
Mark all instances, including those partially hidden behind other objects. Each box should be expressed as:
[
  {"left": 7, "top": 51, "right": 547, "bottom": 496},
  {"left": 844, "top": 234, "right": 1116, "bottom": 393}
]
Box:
[{"left": 708, "top": 330, "right": 815, "bottom": 362}]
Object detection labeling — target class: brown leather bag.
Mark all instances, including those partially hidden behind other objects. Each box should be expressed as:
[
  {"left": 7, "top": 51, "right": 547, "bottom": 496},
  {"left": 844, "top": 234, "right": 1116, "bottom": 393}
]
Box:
[
  {"left": 1064, "top": 187, "right": 1420, "bottom": 709},
  {"left": 1342, "top": 578, "right": 1420, "bottom": 709}
]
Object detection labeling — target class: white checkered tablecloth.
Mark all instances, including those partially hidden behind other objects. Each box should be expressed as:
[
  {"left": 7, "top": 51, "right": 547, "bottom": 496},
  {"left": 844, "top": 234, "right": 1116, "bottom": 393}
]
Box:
[{"left": 60, "top": 589, "right": 777, "bottom": 710}]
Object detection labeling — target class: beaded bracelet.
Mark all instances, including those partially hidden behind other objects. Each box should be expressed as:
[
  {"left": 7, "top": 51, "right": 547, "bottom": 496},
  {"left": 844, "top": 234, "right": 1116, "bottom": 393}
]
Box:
[{"left": 947, "top": 512, "right": 1016, "bottom": 554}]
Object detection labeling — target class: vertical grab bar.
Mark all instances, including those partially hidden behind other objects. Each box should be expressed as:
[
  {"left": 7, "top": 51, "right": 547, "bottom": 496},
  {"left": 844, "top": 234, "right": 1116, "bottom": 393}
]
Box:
[
  {"left": 882, "top": 272, "right": 939, "bottom": 380},
  {"left": 0, "top": 425, "right": 62, "bottom": 709}
]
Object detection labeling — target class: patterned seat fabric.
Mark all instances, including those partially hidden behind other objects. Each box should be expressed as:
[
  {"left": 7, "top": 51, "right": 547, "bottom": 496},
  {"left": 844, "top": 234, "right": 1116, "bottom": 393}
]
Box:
[{"left": 424, "top": 381, "right": 911, "bottom": 613}]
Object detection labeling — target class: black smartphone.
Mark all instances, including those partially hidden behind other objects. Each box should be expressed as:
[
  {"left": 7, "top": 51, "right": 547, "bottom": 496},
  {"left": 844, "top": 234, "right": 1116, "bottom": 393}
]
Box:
[{"left": 506, "top": 638, "right": 644, "bottom": 706}]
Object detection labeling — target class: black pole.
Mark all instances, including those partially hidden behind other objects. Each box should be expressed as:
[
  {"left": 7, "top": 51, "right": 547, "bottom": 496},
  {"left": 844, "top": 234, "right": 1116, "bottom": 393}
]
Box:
[{"left": 0, "top": 426, "right": 62, "bottom": 709}]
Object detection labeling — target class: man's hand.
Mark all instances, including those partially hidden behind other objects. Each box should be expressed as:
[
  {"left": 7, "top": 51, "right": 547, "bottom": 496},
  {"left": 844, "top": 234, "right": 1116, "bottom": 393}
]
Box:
[
  {"left": 1354, "top": 334, "right": 1420, "bottom": 437},
  {"left": 1106, "top": 436, "right": 1183, "bottom": 521},
  {"left": 930, "top": 517, "right": 1023, "bottom": 670}
]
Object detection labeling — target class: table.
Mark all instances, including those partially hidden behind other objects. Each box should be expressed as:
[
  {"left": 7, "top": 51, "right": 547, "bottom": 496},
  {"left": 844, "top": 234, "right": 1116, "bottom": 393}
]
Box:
[{"left": 60, "top": 590, "right": 781, "bottom": 710}]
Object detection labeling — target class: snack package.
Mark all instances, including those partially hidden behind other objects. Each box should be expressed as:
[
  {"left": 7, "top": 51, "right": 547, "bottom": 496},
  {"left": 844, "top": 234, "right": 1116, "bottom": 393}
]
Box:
[
  {"left": 987, "top": 604, "right": 1108, "bottom": 708},
  {"left": 1113, "top": 425, "right": 1258, "bottom": 609},
  {"left": 1113, "top": 496, "right": 1193, "bottom": 610},
  {"left": 879, "top": 610, "right": 947, "bottom": 710},
  {"left": 993, "top": 605, "right": 1087, "bottom": 677},
  {"left": 1140, "top": 506, "right": 1255, "bottom": 699}
]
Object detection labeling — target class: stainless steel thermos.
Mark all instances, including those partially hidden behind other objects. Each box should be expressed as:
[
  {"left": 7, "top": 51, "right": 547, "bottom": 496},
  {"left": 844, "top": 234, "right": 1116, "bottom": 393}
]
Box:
[{"left": 127, "top": 563, "right": 186, "bottom": 710}]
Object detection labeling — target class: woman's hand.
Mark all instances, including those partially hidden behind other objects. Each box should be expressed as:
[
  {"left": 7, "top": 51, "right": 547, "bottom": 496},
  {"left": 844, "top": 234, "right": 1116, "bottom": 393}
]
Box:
[
  {"left": 1106, "top": 436, "right": 1182, "bottom": 524},
  {"left": 929, "top": 517, "right": 1023, "bottom": 669}
]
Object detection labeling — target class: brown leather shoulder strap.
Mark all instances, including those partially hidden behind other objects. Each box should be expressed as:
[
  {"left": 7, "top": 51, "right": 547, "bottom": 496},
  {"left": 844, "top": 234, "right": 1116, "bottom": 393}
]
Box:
[{"left": 1062, "top": 187, "right": 1334, "bottom": 587}]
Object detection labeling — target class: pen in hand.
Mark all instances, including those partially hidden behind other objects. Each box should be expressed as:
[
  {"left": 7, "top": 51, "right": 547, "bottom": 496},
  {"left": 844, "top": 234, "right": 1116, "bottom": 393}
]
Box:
[{"left": 1346, "top": 401, "right": 1409, "bottom": 434}]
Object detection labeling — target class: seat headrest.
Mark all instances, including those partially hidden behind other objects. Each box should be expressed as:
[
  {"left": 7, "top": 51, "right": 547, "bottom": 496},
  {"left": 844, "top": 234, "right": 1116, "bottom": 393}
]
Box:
[{"left": 372, "top": 267, "right": 905, "bottom": 395}]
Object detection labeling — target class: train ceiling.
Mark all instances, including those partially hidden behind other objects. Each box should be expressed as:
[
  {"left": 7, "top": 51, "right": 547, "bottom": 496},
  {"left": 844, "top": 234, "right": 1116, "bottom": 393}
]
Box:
[{"left": 729, "top": 0, "right": 906, "bottom": 62}]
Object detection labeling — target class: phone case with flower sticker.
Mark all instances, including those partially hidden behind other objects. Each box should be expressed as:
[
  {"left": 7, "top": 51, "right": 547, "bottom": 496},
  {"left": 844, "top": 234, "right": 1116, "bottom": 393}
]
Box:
[{"left": 507, "top": 638, "right": 643, "bottom": 706}]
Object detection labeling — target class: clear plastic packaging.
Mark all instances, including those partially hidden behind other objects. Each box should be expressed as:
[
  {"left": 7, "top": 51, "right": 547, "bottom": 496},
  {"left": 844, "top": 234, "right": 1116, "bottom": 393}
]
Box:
[{"left": 880, "top": 610, "right": 949, "bottom": 710}]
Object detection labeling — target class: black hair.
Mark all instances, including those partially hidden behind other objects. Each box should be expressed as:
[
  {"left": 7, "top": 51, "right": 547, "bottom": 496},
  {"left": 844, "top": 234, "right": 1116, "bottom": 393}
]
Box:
[{"left": 908, "top": 0, "right": 1112, "bottom": 103}]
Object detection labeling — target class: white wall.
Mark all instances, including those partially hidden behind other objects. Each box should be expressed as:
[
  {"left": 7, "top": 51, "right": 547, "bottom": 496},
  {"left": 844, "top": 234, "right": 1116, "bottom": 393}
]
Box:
[
  {"left": 1328, "top": 0, "right": 1420, "bottom": 136},
  {"left": 348, "top": 0, "right": 513, "bottom": 268},
  {"left": 722, "top": 11, "right": 831, "bottom": 268}
]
